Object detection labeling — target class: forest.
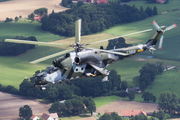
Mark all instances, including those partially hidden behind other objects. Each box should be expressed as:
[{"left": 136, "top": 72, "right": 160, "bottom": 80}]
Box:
[{"left": 41, "top": 4, "right": 157, "bottom": 37}]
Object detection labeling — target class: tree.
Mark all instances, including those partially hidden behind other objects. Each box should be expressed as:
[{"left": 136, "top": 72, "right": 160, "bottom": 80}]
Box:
[
  {"left": 15, "top": 16, "right": 19, "bottom": 22},
  {"left": 106, "top": 37, "right": 131, "bottom": 50},
  {"left": 140, "top": 6, "right": 143, "bottom": 12},
  {"left": 142, "top": 92, "right": 156, "bottom": 102},
  {"left": 153, "top": 6, "right": 158, "bottom": 15},
  {"left": 159, "top": 91, "right": 178, "bottom": 113},
  {"left": 44, "top": 87, "right": 59, "bottom": 101},
  {"left": 19, "top": 15, "right": 22, "bottom": 19},
  {"left": 128, "top": 90, "right": 135, "bottom": 100},
  {"left": 28, "top": 13, "right": 35, "bottom": 20},
  {"left": 61, "top": 0, "right": 68, "bottom": 7},
  {"left": 99, "top": 112, "right": 122, "bottom": 120},
  {"left": 156, "top": 110, "right": 165, "bottom": 120},
  {"left": 83, "top": 97, "right": 96, "bottom": 116},
  {"left": 130, "top": 114, "right": 148, "bottom": 120},
  {"left": 19, "top": 105, "right": 32, "bottom": 120},
  {"left": 48, "top": 101, "right": 66, "bottom": 117},
  {"left": 5, "top": 17, "right": 13, "bottom": 22},
  {"left": 121, "top": 81, "right": 128, "bottom": 90},
  {"left": 41, "top": 3, "right": 148, "bottom": 37},
  {"left": 145, "top": 6, "right": 152, "bottom": 17},
  {"left": 152, "top": 110, "right": 169, "bottom": 120},
  {"left": 99, "top": 113, "right": 112, "bottom": 120},
  {"left": 34, "top": 8, "right": 48, "bottom": 15},
  {"left": 77, "top": 1, "right": 84, "bottom": 7},
  {"left": 19, "top": 79, "right": 33, "bottom": 96},
  {"left": 140, "top": 82, "right": 147, "bottom": 91}
]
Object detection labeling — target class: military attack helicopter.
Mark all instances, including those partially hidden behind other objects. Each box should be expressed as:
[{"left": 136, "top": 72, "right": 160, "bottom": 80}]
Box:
[{"left": 5, "top": 20, "right": 177, "bottom": 90}]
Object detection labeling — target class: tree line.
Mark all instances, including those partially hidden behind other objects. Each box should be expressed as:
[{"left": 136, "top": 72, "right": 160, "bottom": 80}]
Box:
[
  {"left": 41, "top": 4, "right": 158, "bottom": 37},
  {"left": 49, "top": 96, "right": 96, "bottom": 117},
  {"left": 145, "top": 0, "right": 169, "bottom": 4},
  {"left": 0, "top": 36, "right": 37, "bottom": 56},
  {"left": 139, "top": 62, "right": 164, "bottom": 91}
]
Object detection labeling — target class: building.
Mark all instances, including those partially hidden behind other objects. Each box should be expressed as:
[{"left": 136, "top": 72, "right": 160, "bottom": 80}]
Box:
[
  {"left": 41, "top": 113, "right": 54, "bottom": 120},
  {"left": 30, "top": 115, "right": 39, "bottom": 120},
  {"left": 59, "top": 100, "right": 66, "bottom": 103},
  {"left": 95, "top": 0, "right": 108, "bottom": 4},
  {"left": 49, "top": 113, "right": 58, "bottom": 120},
  {"left": 156, "top": 0, "right": 166, "bottom": 3},
  {"left": 34, "top": 15, "right": 43, "bottom": 22},
  {"left": 121, "top": 109, "right": 147, "bottom": 118},
  {"left": 126, "top": 87, "right": 140, "bottom": 93}
]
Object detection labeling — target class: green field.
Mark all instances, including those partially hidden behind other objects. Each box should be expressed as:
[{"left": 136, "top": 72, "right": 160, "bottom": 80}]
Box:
[
  {"left": 127, "top": 0, "right": 180, "bottom": 14},
  {"left": 0, "top": 56, "right": 45, "bottom": 88},
  {"left": 58, "top": 113, "right": 92, "bottom": 120},
  {"left": 0, "top": 21, "right": 66, "bottom": 42},
  {"left": 0, "top": 0, "right": 180, "bottom": 96},
  {"left": 93, "top": 95, "right": 122, "bottom": 108},
  {"left": 145, "top": 68, "right": 180, "bottom": 102}
]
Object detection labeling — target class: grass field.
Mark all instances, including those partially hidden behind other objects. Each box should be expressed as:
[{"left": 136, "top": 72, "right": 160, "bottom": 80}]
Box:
[
  {"left": 127, "top": 0, "right": 180, "bottom": 14},
  {"left": 0, "top": 56, "right": 45, "bottom": 88},
  {"left": 145, "top": 68, "right": 180, "bottom": 102},
  {"left": 93, "top": 95, "right": 121, "bottom": 108},
  {"left": 0, "top": 21, "right": 66, "bottom": 42},
  {"left": 0, "top": 0, "right": 180, "bottom": 96},
  {"left": 58, "top": 113, "right": 93, "bottom": 120}
]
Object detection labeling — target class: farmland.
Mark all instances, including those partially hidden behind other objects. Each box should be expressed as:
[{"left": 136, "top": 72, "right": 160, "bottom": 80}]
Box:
[
  {"left": 0, "top": 0, "right": 69, "bottom": 21},
  {"left": 0, "top": 0, "right": 180, "bottom": 119},
  {"left": 0, "top": 0, "right": 180, "bottom": 90}
]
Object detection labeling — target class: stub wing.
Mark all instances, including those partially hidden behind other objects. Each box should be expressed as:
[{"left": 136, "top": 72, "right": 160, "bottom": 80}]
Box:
[{"left": 88, "top": 62, "right": 110, "bottom": 82}]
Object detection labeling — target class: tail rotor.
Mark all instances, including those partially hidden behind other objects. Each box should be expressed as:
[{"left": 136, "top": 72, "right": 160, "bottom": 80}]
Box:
[{"left": 152, "top": 20, "right": 177, "bottom": 49}]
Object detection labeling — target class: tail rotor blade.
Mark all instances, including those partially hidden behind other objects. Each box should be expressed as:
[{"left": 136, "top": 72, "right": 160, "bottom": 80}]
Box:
[
  {"left": 152, "top": 20, "right": 161, "bottom": 31},
  {"left": 165, "top": 23, "right": 177, "bottom": 31},
  {"left": 159, "top": 35, "right": 164, "bottom": 49}
]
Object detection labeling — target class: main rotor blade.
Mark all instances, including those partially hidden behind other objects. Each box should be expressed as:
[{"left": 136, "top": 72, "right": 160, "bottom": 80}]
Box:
[
  {"left": 88, "top": 48, "right": 129, "bottom": 56},
  {"left": 4, "top": 39, "right": 63, "bottom": 47},
  {"left": 165, "top": 23, "right": 177, "bottom": 31},
  {"left": 152, "top": 20, "right": 161, "bottom": 31},
  {"left": 30, "top": 48, "right": 74, "bottom": 64},
  {"left": 75, "top": 19, "right": 81, "bottom": 44},
  {"left": 90, "top": 29, "right": 152, "bottom": 44}
]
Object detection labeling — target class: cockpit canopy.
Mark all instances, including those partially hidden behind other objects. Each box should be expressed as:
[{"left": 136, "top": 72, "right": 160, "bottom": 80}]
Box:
[{"left": 35, "top": 65, "right": 59, "bottom": 84}]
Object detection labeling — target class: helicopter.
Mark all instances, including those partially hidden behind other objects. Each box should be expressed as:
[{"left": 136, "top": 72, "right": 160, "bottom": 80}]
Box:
[{"left": 4, "top": 20, "right": 177, "bottom": 90}]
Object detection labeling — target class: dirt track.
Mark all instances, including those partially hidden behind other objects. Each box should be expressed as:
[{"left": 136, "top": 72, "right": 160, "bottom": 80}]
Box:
[
  {"left": 0, "top": 0, "right": 69, "bottom": 21},
  {"left": 96, "top": 100, "right": 159, "bottom": 114},
  {"left": 0, "top": 92, "right": 50, "bottom": 120}
]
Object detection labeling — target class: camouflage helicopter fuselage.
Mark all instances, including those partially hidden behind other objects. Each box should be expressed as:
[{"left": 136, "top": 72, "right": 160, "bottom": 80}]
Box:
[{"left": 32, "top": 22, "right": 176, "bottom": 90}]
